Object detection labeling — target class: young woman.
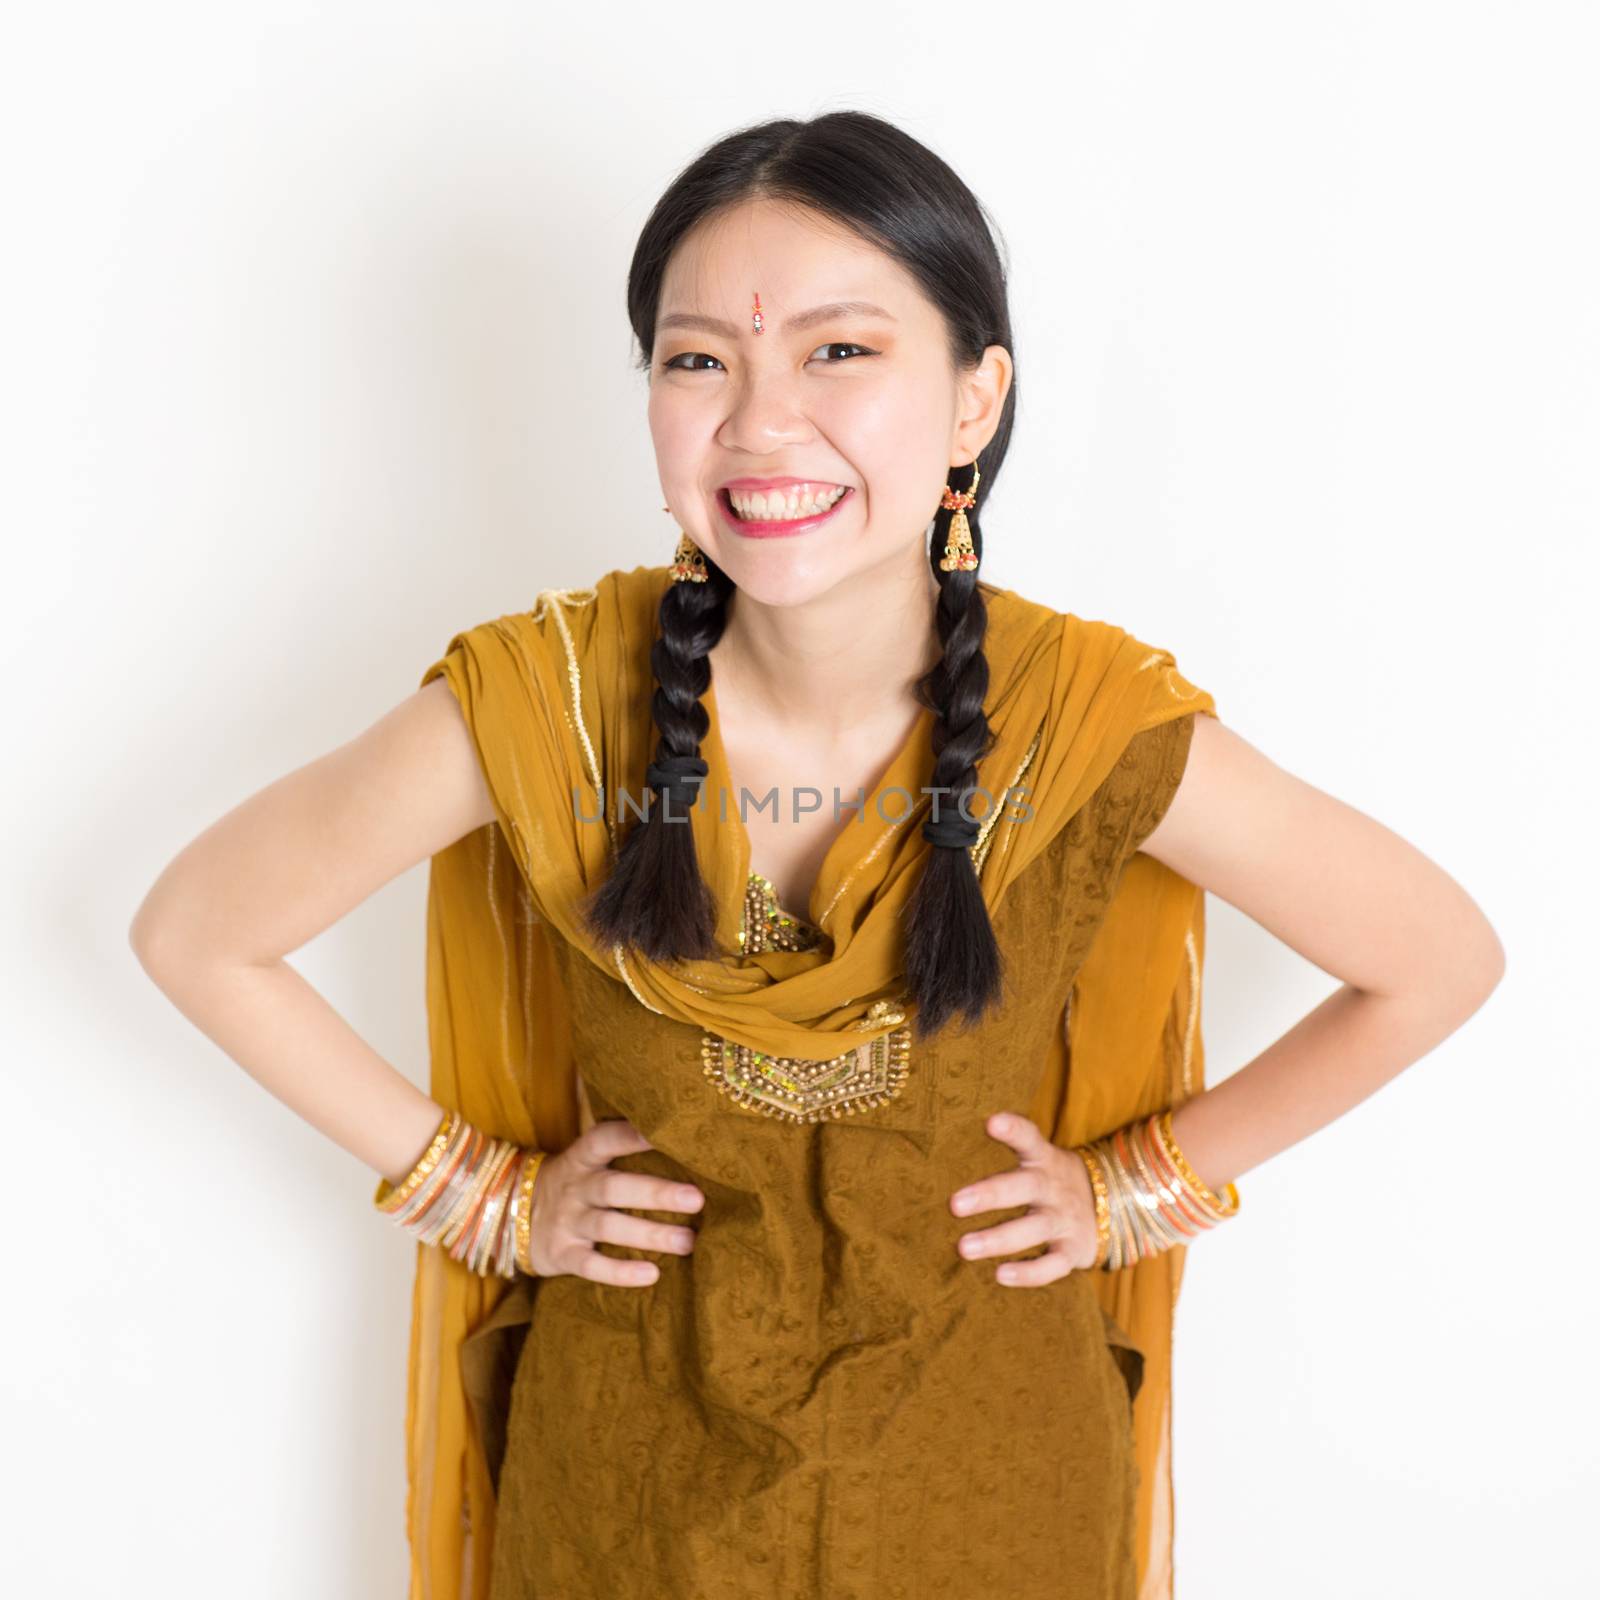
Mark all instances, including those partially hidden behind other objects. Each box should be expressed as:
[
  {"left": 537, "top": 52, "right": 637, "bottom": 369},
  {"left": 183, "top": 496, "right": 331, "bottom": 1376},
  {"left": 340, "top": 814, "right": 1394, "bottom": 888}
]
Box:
[{"left": 131, "top": 111, "right": 1504, "bottom": 1600}]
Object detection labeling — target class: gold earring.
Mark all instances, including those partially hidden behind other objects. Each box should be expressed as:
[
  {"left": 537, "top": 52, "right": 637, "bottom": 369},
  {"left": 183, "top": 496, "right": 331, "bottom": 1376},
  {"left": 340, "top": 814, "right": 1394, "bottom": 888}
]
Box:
[
  {"left": 938, "top": 462, "right": 980, "bottom": 572},
  {"left": 662, "top": 507, "right": 710, "bottom": 584}
]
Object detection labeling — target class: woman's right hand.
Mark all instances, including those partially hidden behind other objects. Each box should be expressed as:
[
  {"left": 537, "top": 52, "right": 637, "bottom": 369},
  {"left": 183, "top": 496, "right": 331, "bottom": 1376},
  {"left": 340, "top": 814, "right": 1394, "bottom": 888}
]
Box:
[{"left": 523, "top": 1118, "right": 703, "bottom": 1285}]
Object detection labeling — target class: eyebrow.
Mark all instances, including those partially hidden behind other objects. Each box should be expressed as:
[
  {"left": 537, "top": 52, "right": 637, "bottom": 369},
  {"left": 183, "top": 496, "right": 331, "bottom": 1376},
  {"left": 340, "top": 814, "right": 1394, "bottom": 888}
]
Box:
[{"left": 656, "top": 299, "right": 899, "bottom": 338}]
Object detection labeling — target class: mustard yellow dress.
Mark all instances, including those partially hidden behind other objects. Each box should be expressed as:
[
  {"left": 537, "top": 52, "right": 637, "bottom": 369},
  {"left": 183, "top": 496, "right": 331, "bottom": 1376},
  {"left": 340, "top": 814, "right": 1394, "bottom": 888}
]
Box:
[{"left": 479, "top": 712, "right": 1195, "bottom": 1599}]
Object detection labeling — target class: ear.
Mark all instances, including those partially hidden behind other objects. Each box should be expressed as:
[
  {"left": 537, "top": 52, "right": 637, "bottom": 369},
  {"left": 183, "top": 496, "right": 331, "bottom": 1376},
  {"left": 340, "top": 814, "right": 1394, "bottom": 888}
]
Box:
[{"left": 952, "top": 344, "right": 1013, "bottom": 466}]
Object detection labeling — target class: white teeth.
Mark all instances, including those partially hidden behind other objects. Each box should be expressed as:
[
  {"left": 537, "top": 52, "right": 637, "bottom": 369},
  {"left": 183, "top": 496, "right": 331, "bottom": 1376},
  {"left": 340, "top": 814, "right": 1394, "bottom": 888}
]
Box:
[{"left": 728, "top": 484, "right": 847, "bottom": 521}]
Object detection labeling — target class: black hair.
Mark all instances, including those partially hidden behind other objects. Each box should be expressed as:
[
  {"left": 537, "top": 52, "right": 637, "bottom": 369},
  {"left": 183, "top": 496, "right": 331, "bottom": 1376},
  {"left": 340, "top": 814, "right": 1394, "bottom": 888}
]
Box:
[{"left": 581, "top": 110, "right": 1018, "bottom": 1041}]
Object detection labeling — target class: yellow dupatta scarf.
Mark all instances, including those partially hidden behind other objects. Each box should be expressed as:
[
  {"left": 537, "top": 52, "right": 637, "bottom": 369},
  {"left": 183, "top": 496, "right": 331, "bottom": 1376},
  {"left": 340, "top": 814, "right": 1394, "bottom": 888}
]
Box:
[{"left": 391, "top": 563, "right": 1220, "bottom": 1600}]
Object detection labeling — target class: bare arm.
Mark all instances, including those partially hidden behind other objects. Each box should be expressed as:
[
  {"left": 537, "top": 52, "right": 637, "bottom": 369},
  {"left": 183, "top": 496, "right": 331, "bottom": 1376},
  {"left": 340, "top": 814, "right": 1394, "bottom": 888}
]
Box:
[
  {"left": 128, "top": 677, "right": 496, "bottom": 1185},
  {"left": 1139, "top": 712, "right": 1506, "bottom": 1191}
]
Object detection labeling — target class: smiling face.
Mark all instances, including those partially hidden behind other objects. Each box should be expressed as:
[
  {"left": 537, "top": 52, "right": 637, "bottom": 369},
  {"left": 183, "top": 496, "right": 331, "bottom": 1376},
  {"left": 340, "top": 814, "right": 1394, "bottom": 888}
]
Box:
[{"left": 648, "top": 197, "right": 1010, "bottom": 607}]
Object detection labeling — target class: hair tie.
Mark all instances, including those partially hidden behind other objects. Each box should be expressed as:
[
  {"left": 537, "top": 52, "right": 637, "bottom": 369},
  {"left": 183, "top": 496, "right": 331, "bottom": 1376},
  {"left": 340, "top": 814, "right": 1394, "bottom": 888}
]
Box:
[
  {"left": 922, "top": 813, "right": 981, "bottom": 850},
  {"left": 645, "top": 754, "right": 709, "bottom": 810}
]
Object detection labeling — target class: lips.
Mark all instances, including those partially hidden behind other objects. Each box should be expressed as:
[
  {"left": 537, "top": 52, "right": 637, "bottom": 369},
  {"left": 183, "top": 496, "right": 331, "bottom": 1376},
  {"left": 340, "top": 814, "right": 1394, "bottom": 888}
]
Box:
[
  {"left": 720, "top": 476, "right": 848, "bottom": 493},
  {"left": 717, "top": 485, "right": 854, "bottom": 539}
]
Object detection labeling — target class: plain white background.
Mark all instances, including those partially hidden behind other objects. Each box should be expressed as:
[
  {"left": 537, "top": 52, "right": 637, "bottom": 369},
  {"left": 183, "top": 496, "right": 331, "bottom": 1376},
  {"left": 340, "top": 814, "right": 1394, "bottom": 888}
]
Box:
[{"left": 5, "top": 3, "right": 1595, "bottom": 1595}]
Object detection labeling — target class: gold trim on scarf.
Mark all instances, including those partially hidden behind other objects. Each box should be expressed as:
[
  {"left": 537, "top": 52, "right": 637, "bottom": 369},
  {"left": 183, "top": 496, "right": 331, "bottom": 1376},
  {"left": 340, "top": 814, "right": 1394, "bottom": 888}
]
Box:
[
  {"left": 613, "top": 944, "right": 665, "bottom": 1016},
  {"left": 972, "top": 728, "right": 1040, "bottom": 876},
  {"left": 1182, "top": 927, "right": 1199, "bottom": 1099},
  {"left": 530, "top": 586, "right": 613, "bottom": 853}
]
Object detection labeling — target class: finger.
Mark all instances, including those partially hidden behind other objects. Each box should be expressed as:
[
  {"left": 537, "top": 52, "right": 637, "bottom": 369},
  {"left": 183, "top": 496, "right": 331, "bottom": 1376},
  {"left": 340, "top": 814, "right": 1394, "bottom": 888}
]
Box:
[
  {"left": 588, "top": 1167, "right": 697, "bottom": 1214},
  {"left": 574, "top": 1246, "right": 660, "bottom": 1288},
  {"left": 951, "top": 1169, "right": 1042, "bottom": 1218},
  {"left": 585, "top": 1167, "right": 703, "bottom": 1217},
  {"left": 585, "top": 1207, "right": 697, "bottom": 1256},
  {"left": 993, "top": 1241, "right": 1075, "bottom": 1288},
  {"left": 649, "top": 1177, "right": 705, "bottom": 1215},
  {"left": 984, "top": 1110, "right": 1045, "bottom": 1155},
  {"left": 577, "top": 1118, "right": 656, "bottom": 1167},
  {"left": 957, "top": 1211, "right": 1053, "bottom": 1262}
]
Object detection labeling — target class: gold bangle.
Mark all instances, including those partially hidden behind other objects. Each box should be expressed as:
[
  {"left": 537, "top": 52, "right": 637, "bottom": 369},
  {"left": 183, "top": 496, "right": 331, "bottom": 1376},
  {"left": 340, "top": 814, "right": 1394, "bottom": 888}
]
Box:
[
  {"left": 1073, "top": 1110, "right": 1241, "bottom": 1270},
  {"left": 514, "top": 1150, "right": 547, "bottom": 1277},
  {"left": 1156, "top": 1110, "right": 1240, "bottom": 1218},
  {"left": 449, "top": 1138, "right": 519, "bottom": 1263},
  {"left": 1077, "top": 1146, "right": 1112, "bottom": 1269},
  {"left": 373, "top": 1108, "right": 457, "bottom": 1214},
  {"left": 373, "top": 1107, "right": 543, "bottom": 1280}
]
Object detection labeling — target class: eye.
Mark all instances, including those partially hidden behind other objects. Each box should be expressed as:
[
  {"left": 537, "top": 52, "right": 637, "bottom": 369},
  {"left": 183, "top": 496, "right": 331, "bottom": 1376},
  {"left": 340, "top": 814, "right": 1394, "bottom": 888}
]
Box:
[
  {"left": 659, "top": 342, "right": 877, "bottom": 373},
  {"left": 662, "top": 352, "right": 723, "bottom": 373},
  {"left": 810, "top": 341, "right": 875, "bottom": 363}
]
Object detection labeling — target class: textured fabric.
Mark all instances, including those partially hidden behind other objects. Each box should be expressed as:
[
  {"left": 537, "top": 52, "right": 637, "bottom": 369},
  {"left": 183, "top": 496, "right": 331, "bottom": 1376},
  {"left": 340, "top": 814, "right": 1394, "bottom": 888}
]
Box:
[
  {"left": 389, "top": 566, "right": 1222, "bottom": 1599},
  {"left": 484, "top": 714, "right": 1193, "bottom": 1598}
]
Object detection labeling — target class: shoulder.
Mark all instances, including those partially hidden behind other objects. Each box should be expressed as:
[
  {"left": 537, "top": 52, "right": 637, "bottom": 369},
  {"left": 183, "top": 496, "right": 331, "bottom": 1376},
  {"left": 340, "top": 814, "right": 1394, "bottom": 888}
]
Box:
[
  {"left": 981, "top": 582, "right": 1184, "bottom": 670},
  {"left": 1084, "top": 711, "right": 1199, "bottom": 853},
  {"left": 421, "top": 565, "right": 671, "bottom": 681},
  {"left": 1115, "top": 711, "right": 1197, "bottom": 779},
  {"left": 1012, "top": 710, "right": 1201, "bottom": 912}
]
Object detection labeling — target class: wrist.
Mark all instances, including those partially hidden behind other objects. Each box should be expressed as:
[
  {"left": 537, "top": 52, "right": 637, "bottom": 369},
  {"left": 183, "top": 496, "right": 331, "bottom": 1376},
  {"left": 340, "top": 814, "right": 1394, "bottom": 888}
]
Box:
[
  {"left": 1070, "top": 1109, "right": 1240, "bottom": 1271},
  {"left": 373, "top": 1108, "right": 547, "bottom": 1281}
]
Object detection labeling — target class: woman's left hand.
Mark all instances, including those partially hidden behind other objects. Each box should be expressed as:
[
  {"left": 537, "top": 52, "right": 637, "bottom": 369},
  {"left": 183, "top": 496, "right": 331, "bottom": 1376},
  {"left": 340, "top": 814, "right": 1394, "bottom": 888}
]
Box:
[{"left": 949, "top": 1111, "right": 1099, "bottom": 1286}]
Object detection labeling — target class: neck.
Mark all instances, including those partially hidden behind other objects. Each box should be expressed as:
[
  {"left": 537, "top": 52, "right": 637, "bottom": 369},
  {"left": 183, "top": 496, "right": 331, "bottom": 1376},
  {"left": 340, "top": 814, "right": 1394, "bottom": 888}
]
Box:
[{"left": 710, "top": 542, "right": 946, "bottom": 738}]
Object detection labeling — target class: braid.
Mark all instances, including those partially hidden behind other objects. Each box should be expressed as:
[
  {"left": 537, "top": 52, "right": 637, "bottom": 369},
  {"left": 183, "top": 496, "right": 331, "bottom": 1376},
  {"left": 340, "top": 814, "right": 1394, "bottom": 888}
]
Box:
[
  {"left": 580, "top": 558, "right": 734, "bottom": 962},
  {"left": 583, "top": 484, "right": 1004, "bottom": 1036},
  {"left": 904, "top": 469, "right": 1004, "bottom": 1038}
]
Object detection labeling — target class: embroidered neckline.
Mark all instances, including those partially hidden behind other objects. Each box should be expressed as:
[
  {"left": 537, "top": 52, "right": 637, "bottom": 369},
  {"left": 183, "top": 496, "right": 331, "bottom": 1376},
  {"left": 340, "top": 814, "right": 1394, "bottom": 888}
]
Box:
[
  {"left": 737, "top": 869, "right": 825, "bottom": 955},
  {"left": 699, "top": 1026, "right": 912, "bottom": 1124},
  {"left": 699, "top": 871, "right": 911, "bottom": 1123}
]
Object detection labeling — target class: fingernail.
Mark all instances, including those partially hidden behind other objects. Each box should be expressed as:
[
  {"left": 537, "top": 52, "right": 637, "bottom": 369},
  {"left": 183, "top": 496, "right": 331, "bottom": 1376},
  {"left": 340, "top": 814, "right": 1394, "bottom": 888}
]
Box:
[{"left": 953, "top": 1195, "right": 973, "bottom": 1214}]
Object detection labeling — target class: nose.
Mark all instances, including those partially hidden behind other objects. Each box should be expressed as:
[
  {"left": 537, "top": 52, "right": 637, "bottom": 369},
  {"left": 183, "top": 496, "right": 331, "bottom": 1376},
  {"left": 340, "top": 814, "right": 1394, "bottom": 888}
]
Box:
[{"left": 716, "top": 367, "right": 815, "bottom": 455}]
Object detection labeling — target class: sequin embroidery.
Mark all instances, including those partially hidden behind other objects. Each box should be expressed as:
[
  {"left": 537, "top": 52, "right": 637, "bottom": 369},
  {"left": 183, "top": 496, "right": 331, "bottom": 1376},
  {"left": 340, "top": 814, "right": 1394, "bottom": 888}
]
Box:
[{"left": 702, "top": 871, "right": 913, "bottom": 1123}]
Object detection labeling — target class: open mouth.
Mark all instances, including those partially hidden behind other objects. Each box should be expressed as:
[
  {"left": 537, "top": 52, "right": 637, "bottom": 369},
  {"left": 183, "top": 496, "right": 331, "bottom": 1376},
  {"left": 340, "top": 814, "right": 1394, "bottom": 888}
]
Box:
[{"left": 718, "top": 486, "right": 853, "bottom": 537}]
